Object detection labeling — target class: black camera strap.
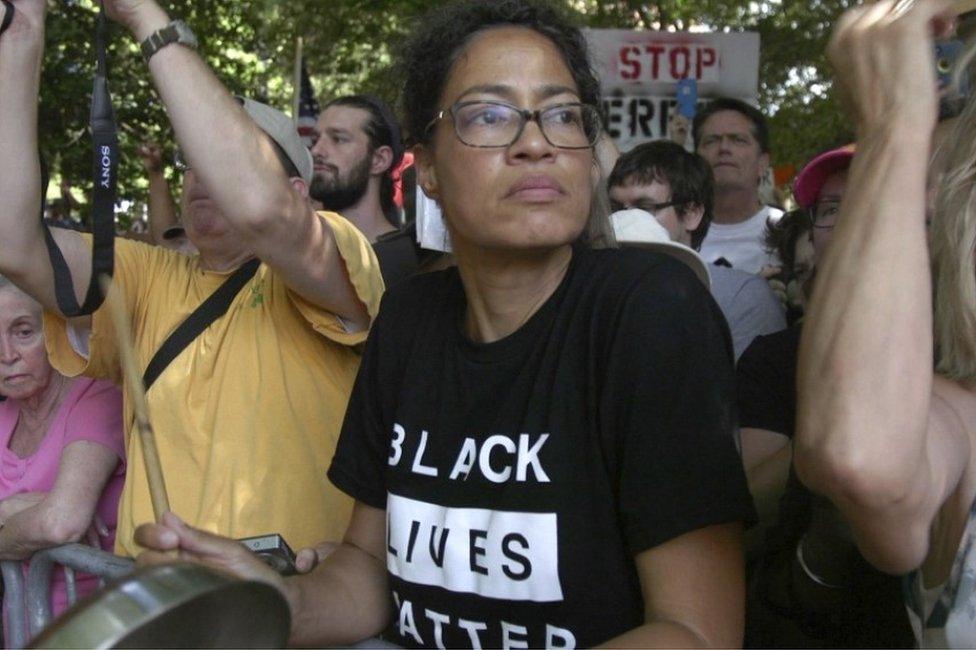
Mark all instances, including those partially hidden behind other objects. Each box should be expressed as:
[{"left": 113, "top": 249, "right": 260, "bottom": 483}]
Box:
[
  {"left": 0, "top": 1, "right": 14, "bottom": 36},
  {"left": 142, "top": 258, "right": 260, "bottom": 391},
  {"left": 42, "top": 1, "right": 116, "bottom": 317}
]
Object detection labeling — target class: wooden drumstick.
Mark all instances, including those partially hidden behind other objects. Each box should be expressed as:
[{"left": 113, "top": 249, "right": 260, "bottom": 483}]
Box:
[{"left": 99, "top": 275, "right": 171, "bottom": 522}]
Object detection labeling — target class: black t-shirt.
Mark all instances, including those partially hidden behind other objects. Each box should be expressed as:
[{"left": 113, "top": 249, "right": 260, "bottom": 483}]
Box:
[
  {"left": 373, "top": 228, "right": 420, "bottom": 288},
  {"left": 736, "top": 326, "right": 800, "bottom": 437},
  {"left": 329, "top": 247, "right": 755, "bottom": 649}
]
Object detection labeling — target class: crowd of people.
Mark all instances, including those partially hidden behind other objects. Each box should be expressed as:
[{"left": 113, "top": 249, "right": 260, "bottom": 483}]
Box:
[{"left": 0, "top": 0, "right": 974, "bottom": 647}]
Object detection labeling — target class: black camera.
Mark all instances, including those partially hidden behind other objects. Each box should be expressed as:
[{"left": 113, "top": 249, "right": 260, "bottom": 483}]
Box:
[{"left": 239, "top": 533, "right": 298, "bottom": 576}]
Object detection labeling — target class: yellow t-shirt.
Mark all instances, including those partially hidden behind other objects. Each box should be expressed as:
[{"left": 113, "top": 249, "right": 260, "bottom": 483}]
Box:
[{"left": 43, "top": 211, "right": 384, "bottom": 557}]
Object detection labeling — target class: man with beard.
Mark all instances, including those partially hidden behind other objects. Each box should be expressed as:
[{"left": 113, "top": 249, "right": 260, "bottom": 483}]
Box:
[{"left": 311, "top": 95, "right": 420, "bottom": 286}]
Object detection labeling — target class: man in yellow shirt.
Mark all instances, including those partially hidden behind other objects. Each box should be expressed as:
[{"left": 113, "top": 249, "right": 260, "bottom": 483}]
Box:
[{"left": 0, "top": 0, "right": 383, "bottom": 555}]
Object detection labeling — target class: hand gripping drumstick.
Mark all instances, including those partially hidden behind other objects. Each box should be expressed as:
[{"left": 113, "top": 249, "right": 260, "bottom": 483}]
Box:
[{"left": 99, "top": 276, "right": 171, "bottom": 522}]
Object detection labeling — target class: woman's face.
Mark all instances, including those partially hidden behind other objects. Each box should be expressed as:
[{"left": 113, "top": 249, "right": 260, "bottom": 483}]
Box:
[
  {"left": 417, "top": 26, "right": 594, "bottom": 254},
  {"left": 0, "top": 287, "right": 53, "bottom": 401}
]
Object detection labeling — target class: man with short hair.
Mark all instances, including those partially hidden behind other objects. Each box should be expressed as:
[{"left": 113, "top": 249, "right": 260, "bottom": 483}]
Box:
[
  {"left": 0, "top": 0, "right": 384, "bottom": 556},
  {"left": 609, "top": 140, "right": 785, "bottom": 360},
  {"left": 693, "top": 97, "right": 783, "bottom": 273},
  {"left": 311, "top": 95, "right": 419, "bottom": 286}
]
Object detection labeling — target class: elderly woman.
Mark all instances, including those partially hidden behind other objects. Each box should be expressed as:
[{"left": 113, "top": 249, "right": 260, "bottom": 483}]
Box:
[
  {"left": 794, "top": 0, "right": 976, "bottom": 648},
  {"left": 136, "top": 0, "right": 754, "bottom": 647},
  {"left": 0, "top": 275, "right": 124, "bottom": 627}
]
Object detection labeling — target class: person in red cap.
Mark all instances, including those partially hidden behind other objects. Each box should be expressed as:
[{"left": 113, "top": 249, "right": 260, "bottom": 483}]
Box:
[
  {"left": 793, "top": 144, "right": 855, "bottom": 268},
  {"left": 738, "top": 142, "right": 914, "bottom": 647}
]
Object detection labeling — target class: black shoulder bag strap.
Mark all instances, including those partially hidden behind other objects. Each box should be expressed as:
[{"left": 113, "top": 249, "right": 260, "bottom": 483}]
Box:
[
  {"left": 42, "top": 1, "right": 117, "bottom": 317},
  {"left": 142, "top": 258, "right": 260, "bottom": 391}
]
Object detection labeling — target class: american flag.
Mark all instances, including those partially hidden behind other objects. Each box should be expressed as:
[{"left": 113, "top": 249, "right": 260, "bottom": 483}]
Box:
[{"left": 297, "top": 58, "right": 320, "bottom": 149}]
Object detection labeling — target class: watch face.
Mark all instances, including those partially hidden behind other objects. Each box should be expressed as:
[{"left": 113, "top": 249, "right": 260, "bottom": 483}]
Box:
[{"left": 173, "top": 21, "right": 198, "bottom": 49}]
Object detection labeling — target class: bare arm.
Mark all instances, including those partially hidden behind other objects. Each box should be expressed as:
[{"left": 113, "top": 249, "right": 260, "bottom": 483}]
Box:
[
  {"left": 598, "top": 523, "right": 745, "bottom": 648},
  {"left": 0, "top": 0, "right": 92, "bottom": 314},
  {"left": 135, "top": 501, "right": 391, "bottom": 646},
  {"left": 742, "top": 430, "right": 791, "bottom": 524},
  {"left": 106, "top": 1, "right": 370, "bottom": 328},
  {"left": 794, "top": 0, "right": 966, "bottom": 574},
  {"left": 741, "top": 431, "right": 791, "bottom": 559},
  {"left": 0, "top": 441, "right": 119, "bottom": 560},
  {"left": 136, "top": 142, "right": 180, "bottom": 245},
  {"left": 285, "top": 502, "right": 390, "bottom": 645}
]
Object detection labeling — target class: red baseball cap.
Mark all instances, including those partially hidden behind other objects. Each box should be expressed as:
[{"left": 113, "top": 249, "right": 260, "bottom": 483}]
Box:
[{"left": 793, "top": 145, "right": 856, "bottom": 209}]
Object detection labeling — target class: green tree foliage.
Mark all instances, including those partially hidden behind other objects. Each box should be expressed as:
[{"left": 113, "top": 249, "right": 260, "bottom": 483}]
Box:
[
  {"left": 37, "top": 0, "right": 854, "bottom": 227},
  {"left": 572, "top": 0, "right": 857, "bottom": 168}
]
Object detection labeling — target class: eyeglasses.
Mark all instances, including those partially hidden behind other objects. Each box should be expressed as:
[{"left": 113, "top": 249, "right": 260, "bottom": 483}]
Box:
[
  {"left": 425, "top": 100, "right": 601, "bottom": 149},
  {"left": 174, "top": 149, "right": 190, "bottom": 172},
  {"left": 811, "top": 200, "right": 840, "bottom": 229},
  {"left": 610, "top": 200, "right": 681, "bottom": 216}
]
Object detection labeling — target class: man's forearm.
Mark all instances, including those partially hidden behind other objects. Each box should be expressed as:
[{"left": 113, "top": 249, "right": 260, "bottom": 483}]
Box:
[
  {"left": 146, "top": 171, "right": 178, "bottom": 244},
  {"left": 122, "top": 4, "right": 298, "bottom": 239},
  {"left": 0, "top": 27, "right": 46, "bottom": 282},
  {"left": 284, "top": 543, "right": 391, "bottom": 646}
]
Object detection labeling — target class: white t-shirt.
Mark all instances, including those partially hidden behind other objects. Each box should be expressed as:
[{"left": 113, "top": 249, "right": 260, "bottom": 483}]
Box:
[{"left": 699, "top": 205, "right": 784, "bottom": 274}]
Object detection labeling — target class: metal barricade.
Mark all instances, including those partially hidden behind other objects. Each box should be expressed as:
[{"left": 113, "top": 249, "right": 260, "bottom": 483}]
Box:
[{"left": 2, "top": 544, "right": 134, "bottom": 649}]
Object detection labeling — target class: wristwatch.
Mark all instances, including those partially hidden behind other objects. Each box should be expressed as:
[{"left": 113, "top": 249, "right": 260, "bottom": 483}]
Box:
[{"left": 140, "top": 20, "right": 198, "bottom": 62}]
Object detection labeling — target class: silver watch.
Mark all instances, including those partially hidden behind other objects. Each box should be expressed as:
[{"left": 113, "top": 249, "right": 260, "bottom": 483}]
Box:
[{"left": 140, "top": 20, "right": 198, "bottom": 62}]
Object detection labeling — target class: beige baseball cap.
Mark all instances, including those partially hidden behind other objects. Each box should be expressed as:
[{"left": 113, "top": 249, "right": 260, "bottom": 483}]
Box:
[
  {"left": 237, "top": 96, "right": 313, "bottom": 184},
  {"left": 610, "top": 209, "right": 711, "bottom": 289}
]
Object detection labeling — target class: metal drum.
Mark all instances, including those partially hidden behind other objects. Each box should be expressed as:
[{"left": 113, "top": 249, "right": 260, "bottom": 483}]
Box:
[{"left": 29, "top": 562, "right": 290, "bottom": 649}]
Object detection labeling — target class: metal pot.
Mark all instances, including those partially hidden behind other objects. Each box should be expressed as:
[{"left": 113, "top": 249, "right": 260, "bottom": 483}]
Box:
[{"left": 29, "top": 562, "right": 290, "bottom": 649}]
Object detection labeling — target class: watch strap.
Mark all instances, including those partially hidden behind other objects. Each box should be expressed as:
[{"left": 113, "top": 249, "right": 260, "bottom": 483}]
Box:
[{"left": 141, "top": 20, "right": 196, "bottom": 62}]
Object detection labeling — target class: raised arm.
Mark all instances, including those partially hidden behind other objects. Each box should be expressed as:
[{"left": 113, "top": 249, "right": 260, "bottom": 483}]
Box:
[
  {"left": 794, "top": 0, "right": 967, "bottom": 574},
  {"left": 0, "top": 0, "right": 93, "bottom": 314},
  {"left": 136, "top": 142, "right": 180, "bottom": 246},
  {"left": 0, "top": 441, "right": 119, "bottom": 560},
  {"left": 105, "top": 1, "right": 372, "bottom": 328}
]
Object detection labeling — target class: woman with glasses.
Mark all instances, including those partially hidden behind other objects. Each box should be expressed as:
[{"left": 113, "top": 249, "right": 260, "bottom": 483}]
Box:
[{"left": 134, "top": 1, "right": 753, "bottom": 646}]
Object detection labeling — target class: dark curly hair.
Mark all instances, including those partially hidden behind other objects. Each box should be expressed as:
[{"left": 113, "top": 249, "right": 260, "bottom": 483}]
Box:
[
  {"left": 763, "top": 208, "right": 811, "bottom": 276},
  {"left": 399, "top": 0, "right": 602, "bottom": 146}
]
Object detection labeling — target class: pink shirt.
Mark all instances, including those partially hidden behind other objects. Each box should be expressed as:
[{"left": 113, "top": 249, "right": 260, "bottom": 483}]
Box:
[{"left": 0, "top": 377, "right": 125, "bottom": 626}]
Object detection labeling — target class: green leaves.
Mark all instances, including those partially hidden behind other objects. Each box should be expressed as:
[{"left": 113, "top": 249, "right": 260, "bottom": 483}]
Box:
[{"left": 38, "top": 0, "right": 854, "bottom": 228}]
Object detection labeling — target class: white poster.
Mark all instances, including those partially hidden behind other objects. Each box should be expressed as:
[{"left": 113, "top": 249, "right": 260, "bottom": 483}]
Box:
[{"left": 585, "top": 29, "right": 760, "bottom": 151}]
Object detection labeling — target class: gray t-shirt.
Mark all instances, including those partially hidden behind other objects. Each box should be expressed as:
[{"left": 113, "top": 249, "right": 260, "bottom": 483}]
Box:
[{"left": 708, "top": 265, "right": 786, "bottom": 360}]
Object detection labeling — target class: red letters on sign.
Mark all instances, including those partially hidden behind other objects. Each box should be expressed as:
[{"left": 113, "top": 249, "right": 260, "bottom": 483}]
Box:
[
  {"left": 669, "top": 46, "right": 690, "bottom": 79},
  {"left": 619, "top": 46, "right": 641, "bottom": 80},
  {"left": 616, "top": 43, "right": 719, "bottom": 83},
  {"left": 645, "top": 44, "right": 664, "bottom": 79},
  {"left": 697, "top": 47, "right": 716, "bottom": 80}
]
